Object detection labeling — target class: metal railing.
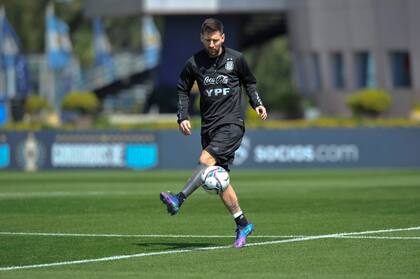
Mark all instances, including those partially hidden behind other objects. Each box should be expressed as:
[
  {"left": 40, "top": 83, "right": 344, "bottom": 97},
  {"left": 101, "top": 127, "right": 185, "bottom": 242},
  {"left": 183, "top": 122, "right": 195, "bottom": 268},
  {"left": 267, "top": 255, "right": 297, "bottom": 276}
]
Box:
[{"left": 21, "top": 51, "right": 158, "bottom": 111}]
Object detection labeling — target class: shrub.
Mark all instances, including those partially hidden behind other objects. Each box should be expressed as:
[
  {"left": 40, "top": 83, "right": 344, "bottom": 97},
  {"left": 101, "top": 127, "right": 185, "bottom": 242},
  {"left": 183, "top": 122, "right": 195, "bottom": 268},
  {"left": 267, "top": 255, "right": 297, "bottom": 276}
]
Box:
[
  {"left": 413, "top": 103, "right": 420, "bottom": 112},
  {"left": 62, "top": 91, "right": 99, "bottom": 115},
  {"left": 24, "top": 95, "right": 50, "bottom": 115},
  {"left": 346, "top": 89, "right": 392, "bottom": 117}
]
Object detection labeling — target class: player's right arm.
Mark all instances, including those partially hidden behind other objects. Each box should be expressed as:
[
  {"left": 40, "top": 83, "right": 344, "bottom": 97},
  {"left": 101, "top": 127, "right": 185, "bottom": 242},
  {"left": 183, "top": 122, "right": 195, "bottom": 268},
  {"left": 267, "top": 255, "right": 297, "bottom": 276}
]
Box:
[
  {"left": 179, "top": 119, "right": 192, "bottom": 135},
  {"left": 176, "top": 61, "right": 195, "bottom": 135}
]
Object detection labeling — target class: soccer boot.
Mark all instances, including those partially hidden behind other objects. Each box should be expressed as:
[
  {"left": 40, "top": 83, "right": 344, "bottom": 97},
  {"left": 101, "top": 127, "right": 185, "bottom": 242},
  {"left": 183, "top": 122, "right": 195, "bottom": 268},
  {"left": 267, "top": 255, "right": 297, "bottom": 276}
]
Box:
[
  {"left": 234, "top": 223, "right": 254, "bottom": 248},
  {"left": 159, "top": 191, "right": 180, "bottom": 215}
]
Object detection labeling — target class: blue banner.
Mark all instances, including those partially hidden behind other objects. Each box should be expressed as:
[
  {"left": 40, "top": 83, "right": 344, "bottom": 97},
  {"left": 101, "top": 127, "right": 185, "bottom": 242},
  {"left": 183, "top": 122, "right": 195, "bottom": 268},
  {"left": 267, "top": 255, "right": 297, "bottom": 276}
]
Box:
[
  {"left": 93, "top": 17, "right": 113, "bottom": 66},
  {"left": 15, "top": 55, "right": 31, "bottom": 96},
  {"left": 0, "top": 10, "right": 19, "bottom": 68},
  {"left": 142, "top": 15, "right": 161, "bottom": 68},
  {"left": 0, "top": 101, "right": 7, "bottom": 125},
  {"left": 46, "top": 5, "right": 72, "bottom": 70},
  {"left": 0, "top": 144, "right": 9, "bottom": 168},
  {"left": 0, "top": 9, "right": 31, "bottom": 99}
]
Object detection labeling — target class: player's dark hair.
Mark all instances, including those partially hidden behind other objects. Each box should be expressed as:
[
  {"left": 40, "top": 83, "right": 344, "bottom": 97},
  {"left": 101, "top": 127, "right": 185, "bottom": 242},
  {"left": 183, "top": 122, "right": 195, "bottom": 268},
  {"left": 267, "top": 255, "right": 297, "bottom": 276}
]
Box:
[{"left": 201, "top": 18, "right": 224, "bottom": 34}]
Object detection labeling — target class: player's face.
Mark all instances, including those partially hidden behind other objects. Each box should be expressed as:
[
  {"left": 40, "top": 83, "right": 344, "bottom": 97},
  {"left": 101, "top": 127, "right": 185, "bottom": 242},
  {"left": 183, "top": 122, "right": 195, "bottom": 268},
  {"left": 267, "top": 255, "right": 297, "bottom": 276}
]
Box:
[{"left": 201, "top": 31, "right": 225, "bottom": 57}]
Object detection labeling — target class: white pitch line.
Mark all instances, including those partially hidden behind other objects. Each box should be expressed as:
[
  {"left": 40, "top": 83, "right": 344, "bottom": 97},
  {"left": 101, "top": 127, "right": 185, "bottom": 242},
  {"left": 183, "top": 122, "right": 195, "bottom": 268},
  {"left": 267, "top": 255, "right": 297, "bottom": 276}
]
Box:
[
  {"left": 0, "top": 191, "right": 130, "bottom": 199},
  {"left": 338, "top": 236, "right": 420, "bottom": 240},
  {"left": 0, "top": 231, "right": 303, "bottom": 238},
  {"left": 0, "top": 245, "right": 232, "bottom": 271},
  {"left": 1, "top": 232, "right": 419, "bottom": 241},
  {"left": 1, "top": 225, "right": 419, "bottom": 271},
  {"left": 242, "top": 226, "right": 420, "bottom": 248}
]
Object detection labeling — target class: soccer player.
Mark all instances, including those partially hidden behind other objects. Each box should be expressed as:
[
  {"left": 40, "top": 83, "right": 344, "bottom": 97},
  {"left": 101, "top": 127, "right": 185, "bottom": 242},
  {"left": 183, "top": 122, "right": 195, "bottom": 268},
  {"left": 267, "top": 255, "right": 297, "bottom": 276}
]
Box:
[{"left": 160, "top": 18, "right": 267, "bottom": 248}]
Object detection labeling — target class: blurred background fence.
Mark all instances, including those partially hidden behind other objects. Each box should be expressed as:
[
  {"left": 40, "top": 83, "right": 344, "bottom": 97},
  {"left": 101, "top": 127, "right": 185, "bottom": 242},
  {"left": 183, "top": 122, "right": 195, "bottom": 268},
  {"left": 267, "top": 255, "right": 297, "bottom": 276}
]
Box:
[
  {"left": 1, "top": 0, "right": 420, "bottom": 170},
  {"left": 1, "top": 128, "right": 420, "bottom": 171}
]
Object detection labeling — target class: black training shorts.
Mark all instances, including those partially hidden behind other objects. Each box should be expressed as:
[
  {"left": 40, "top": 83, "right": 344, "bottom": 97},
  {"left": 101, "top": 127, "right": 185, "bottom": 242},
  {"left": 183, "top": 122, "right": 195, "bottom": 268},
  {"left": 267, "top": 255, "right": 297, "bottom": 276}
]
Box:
[{"left": 201, "top": 124, "right": 244, "bottom": 171}]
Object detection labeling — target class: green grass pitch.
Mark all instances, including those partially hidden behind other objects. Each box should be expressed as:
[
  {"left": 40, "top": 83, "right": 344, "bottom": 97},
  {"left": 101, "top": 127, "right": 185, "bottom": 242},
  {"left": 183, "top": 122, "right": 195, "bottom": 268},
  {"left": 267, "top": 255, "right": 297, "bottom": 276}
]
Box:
[{"left": 0, "top": 169, "right": 420, "bottom": 278}]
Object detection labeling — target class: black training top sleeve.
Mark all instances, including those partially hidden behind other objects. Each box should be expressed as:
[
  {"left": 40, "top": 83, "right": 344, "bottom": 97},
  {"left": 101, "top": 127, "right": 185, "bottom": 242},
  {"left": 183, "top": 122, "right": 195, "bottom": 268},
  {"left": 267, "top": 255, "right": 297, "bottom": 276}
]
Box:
[
  {"left": 176, "top": 61, "right": 196, "bottom": 124},
  {"left": 237, "top": 54, "right": 263, "bottom": 109}
]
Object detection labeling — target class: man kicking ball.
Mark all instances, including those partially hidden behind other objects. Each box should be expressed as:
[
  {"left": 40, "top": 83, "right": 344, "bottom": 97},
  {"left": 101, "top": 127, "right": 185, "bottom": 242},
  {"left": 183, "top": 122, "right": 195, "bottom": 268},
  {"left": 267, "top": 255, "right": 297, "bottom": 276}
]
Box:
[{"left": 160, "top": 18, "right": 267, "bottom": 248}]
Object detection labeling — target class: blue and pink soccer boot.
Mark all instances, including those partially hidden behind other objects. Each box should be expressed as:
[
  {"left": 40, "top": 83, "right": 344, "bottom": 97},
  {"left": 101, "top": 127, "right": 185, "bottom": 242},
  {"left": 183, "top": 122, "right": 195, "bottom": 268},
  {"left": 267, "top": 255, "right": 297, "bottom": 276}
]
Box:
[
  {"left": 160, "top": 192, "right": 180, "bottom": 215},
  {"left": 234, "top": 223, "right": 254, "bottom": 248}
]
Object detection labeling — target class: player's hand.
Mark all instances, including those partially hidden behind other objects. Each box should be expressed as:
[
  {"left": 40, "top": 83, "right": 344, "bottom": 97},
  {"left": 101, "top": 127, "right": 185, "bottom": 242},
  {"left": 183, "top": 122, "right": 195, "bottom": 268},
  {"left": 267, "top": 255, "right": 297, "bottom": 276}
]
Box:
[
  {"left": 255, "top": 105, "right": 267, "bottom": 120},
  {"left": 179, "top": 120, "right": 192, "bottom": 135}
]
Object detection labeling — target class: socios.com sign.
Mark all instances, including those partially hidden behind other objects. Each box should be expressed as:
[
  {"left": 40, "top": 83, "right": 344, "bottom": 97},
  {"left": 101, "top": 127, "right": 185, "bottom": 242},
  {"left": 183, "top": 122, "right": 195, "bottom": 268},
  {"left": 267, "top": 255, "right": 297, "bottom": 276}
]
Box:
[
  {"left": 234, "top": 137, "right": 359, "bottom": 166},
  {"left": 230, "top": 129, "right": 420, "bottom": 168},
  {"left": 254, "top": 144, "right": 359, "bottom": 163}
]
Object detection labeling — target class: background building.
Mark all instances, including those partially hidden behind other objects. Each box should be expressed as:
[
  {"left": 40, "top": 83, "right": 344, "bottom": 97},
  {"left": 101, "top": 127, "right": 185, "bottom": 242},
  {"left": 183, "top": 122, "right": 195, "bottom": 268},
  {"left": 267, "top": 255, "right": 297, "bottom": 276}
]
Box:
[
  {"left": 86, "top": 0, "right": 288, "bottom": 113},
  {"left": 2, "top": 0, "right": 419, "bottom": 119},
  {"left": 289, "top": 0, "right": 420, "bottom": 116},
  {"left": 85, "top": 0, "right": 420, "bottom": 116}
]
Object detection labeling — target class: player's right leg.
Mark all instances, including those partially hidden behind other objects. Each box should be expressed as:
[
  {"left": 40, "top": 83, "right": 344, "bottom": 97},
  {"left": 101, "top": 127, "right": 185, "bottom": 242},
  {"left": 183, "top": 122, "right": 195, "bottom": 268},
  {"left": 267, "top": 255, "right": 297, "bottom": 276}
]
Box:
[
  {"left": 159, "top": 191, "right": 180, "bottom": 215},
  {"left": 160, "top": 150, "right": 215, "bottom": 215}
]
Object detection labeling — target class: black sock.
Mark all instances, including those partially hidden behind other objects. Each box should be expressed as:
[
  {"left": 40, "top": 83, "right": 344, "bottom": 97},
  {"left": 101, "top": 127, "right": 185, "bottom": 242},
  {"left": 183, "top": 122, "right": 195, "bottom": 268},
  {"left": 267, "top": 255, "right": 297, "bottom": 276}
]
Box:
[
  {"left": 177, "top": 192, "right": 186, "bottom": 206},
  {"left": 234, "top": 213, "right": 248, "bottom": 227}
]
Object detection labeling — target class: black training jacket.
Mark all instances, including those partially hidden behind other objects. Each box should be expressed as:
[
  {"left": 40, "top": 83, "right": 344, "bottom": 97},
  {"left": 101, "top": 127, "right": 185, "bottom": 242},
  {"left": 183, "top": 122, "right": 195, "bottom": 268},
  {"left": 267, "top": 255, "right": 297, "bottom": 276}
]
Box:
[{"left": 176, "top": 46, "right": 263, "bottom": 134}]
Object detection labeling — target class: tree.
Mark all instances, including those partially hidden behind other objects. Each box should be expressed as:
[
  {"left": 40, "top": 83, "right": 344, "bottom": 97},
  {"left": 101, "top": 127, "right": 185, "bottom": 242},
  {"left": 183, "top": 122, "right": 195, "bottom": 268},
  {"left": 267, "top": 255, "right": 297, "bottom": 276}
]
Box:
[
  {"left": 245, "top": 36, "right": 302, "bottom": 117},
  {"left": 0, "top": 1, "right": 147, "bottom": 66}
]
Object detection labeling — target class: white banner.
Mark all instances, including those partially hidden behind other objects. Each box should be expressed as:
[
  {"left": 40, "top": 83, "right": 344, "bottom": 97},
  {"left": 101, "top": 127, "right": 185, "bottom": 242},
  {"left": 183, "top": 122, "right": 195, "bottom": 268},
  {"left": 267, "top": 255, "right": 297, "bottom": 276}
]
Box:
[{"left": 52, "top": 143, "right": 124, "bottom": 167}]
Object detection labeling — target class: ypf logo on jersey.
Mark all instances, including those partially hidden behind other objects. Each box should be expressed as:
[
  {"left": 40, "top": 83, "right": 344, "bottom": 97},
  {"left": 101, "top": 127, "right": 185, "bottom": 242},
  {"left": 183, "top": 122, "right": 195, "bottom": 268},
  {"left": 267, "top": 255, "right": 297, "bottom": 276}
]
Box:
[{"left": 225, "top": 58, "right": 234, "bottom": 71}]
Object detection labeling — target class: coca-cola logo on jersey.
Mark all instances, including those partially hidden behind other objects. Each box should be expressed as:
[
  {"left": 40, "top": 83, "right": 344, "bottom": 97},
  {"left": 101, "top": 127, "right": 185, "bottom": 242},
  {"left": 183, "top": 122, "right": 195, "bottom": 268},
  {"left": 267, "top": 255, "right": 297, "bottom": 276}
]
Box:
[{"left": 204, "top": 75, "right": 229, "bottom": 85}]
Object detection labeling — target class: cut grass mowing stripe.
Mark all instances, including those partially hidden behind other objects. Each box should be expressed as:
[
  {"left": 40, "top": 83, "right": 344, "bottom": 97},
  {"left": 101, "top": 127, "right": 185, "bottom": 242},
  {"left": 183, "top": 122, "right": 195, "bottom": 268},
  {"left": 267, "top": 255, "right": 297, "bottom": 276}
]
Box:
[
  {"left": 3, "top": 225, "right": 420, "bottom": 239},
  {"left": 1, "top": 225, "right": 419, "bottom": 271}
]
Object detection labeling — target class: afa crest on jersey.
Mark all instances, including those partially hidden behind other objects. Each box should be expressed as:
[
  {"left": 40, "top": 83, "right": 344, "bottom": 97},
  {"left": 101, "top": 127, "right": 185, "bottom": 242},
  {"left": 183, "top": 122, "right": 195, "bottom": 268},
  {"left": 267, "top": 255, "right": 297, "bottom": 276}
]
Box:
[{"left": 225, "top": 58, "right": 234, "bottom": 71}]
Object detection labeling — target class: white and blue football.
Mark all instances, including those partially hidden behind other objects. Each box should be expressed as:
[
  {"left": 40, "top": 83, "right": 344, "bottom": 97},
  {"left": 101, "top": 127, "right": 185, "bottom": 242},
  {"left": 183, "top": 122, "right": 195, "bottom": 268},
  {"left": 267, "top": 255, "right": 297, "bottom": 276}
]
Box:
[{"left": 201, "top": 166, "right": 230, "bottom": 194}]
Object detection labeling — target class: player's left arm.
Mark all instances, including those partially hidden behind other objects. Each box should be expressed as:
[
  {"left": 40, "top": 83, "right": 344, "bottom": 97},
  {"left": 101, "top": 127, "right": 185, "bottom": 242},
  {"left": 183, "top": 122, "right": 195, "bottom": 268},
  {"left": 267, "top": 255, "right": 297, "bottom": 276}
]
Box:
[
  {"left": 255, "top": 105, "right": 267, "bottom": 120},
  {"left": 237, "top": 55, "right": 268, "bottom": 120}
]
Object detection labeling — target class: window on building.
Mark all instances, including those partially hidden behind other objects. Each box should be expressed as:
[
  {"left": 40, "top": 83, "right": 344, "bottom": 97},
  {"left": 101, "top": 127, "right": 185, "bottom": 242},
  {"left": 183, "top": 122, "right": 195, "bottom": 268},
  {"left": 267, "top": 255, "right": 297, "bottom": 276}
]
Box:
[
  {"left": 293, "top": 53, "right": 307, "bottom": 93},
  {"left": 390, "top": 51, "right": 412, "bottom": 88},
  {"left": 330, "top": 52, "right": 345, "bottom": 89},
  {"left": 354, "top": 51, "right": 376, "bottom": 88},
  {"left": 310, "top": 53, "right": 322, "bottom": 90}
]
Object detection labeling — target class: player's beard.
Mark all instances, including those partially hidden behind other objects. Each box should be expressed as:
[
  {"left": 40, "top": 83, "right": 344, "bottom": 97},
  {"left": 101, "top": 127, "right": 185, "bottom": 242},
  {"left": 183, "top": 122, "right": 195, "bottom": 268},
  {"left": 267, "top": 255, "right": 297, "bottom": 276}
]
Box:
[{"left": 207, "top": 46, "right": 221, "bottom": 57}]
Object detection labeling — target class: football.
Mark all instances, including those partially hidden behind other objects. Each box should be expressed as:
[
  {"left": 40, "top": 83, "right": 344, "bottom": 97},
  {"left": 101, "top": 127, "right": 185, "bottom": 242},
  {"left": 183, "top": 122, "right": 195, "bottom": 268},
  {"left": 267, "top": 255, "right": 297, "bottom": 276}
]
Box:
[{"left": 201, "top": 166, "right": 230, "bottom": 194}]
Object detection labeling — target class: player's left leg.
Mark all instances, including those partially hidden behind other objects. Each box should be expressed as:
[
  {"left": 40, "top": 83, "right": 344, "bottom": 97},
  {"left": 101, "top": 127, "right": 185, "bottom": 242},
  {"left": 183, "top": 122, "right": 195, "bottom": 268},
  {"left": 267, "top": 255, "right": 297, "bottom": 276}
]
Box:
[
  {"left": 208, "top": 124, "right": 253, "bottom": 247},
  {"left": 220, "top": 184, "right": 254, "bottom": 248}
]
